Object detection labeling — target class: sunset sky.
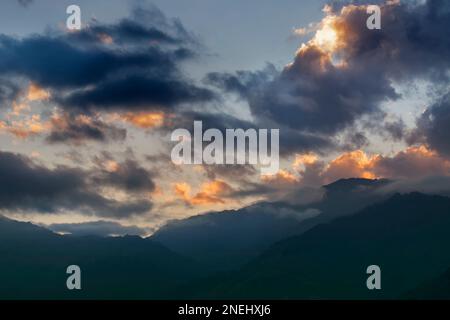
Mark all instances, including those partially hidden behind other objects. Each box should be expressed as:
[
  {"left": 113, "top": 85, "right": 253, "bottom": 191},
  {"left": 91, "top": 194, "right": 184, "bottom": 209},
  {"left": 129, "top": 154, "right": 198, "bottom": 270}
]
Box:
[{"left": 1, "top": 0, "right": 449, "bottom": 236}]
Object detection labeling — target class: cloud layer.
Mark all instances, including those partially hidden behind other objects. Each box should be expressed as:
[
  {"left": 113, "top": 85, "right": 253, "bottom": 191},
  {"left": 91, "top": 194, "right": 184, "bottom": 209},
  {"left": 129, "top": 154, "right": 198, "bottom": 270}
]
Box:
[
  {"left": 207, "top": 0, "right": 450, "bottom": 156},
  {"left": 0, "top": 151, "right": 154, "bottom": 218}
]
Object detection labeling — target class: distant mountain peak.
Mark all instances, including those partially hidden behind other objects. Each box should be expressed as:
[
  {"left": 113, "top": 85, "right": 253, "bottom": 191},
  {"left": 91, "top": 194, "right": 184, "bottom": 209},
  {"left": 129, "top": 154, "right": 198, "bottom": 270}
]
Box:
[{"left": 323, "top": 178, "right": 391, "bottom": 191}]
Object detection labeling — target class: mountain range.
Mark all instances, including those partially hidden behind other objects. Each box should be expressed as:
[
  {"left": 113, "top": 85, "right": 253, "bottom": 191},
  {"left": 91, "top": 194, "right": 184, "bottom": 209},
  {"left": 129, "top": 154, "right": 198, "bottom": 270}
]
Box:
[
  {"left": 1, "top": 178, "right": 450, "bottom": 299},
  {"left": 152, "top": 178, "right": 391, "bottom": 270},
  {"left": 182, "top": 192, "right": 450, "bottom": 299},
  {"left": 0, "top": 216, "right": 203, "bottom": 299}
]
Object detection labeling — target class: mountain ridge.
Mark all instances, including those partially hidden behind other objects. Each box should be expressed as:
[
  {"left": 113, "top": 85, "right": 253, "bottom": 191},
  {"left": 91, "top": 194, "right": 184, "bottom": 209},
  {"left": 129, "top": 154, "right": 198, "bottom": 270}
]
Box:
[
  {"left": 181, "top": 192, "right": 450, "bottom": 299},
  {"left": 2, "top": 181, "right": 450, "bottom": 299},
  {"left": 152, "top": 178, "right": 392, "bottom": 270}
]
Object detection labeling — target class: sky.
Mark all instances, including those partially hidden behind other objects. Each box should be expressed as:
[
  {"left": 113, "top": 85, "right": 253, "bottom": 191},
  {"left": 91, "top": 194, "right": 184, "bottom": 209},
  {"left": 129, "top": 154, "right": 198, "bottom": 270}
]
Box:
[
  {"left": 0, "top": 0, "right": 450, "bottom": 236},
  {"left": 0, "top": 0, "right": 326, "bottom": 74}
]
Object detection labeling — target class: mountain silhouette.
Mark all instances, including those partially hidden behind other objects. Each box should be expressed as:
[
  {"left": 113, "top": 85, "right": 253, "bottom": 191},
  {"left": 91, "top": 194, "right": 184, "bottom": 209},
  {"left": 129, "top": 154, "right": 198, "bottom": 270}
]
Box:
[
  {"left": 152, "top": 178, "right": 391, "bottom": 270},
  {"left": 406, "top": 267, "right": 450, "bottom": 299},
  {"left": 0, "top": 216, "right": 204, "bottom": 299},
  {"left": 2, "top": 182, "right": 450, "bottom": 299},
  {"left": 183, "top": 192, "right": 450, "bottom": 299}
]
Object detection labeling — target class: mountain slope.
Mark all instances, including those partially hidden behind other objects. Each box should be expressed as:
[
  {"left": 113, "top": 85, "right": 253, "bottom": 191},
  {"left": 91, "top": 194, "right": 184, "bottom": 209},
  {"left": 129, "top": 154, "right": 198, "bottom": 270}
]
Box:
[
  {"left": 184, "top": 193, "right": 450, "bottom": 299},
  {"left": 152, "top": 178, "right": 391, "bottom": 270},
  {"left": 152, "top": 203, "right": 313, "bottom": 271},
  {"left": 406, "top": 267, "right": 450, "bottom": 299},
  {"left": 0, "top": 216, "right": 204, "bottom": 299}
]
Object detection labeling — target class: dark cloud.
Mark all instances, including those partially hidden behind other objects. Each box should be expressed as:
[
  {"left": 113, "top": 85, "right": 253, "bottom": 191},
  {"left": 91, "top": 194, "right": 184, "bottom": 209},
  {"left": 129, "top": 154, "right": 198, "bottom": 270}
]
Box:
[
  {"left": 327, "top": 0, "right": 450, "bottom": 150},
  {"left": 70, "top": 5, "right": 198, "bottom": 47},
  {"left": 0, "top": 151, "right": 153, "bottom": 218},
  {"left": 165, "top": 110, "right": 333, "bottom": 156},
  {"left": 46, "top": 113, "right": 126, "bottom": 144},
  {"left": 0, "top": 79, "right": 19, "bottom": 107},
  {"left": 207, "top": 47, "right": 398, "bottom": 138},
  {"left": 381, "top": 119, "right": 407, "bottom": 141},
  {"left": 206, "top": 64, "right": 278, "bottom": 98},
  {"left": 269, "top": 53, "right": 398, "bottom": 133},
  {"left": 203, "top": 164, "right": 258, "bottom": 181},
  {"left": 93, "top": 159, "right": 156, "bottom": 193},
  {"left": 17, "top": 0, "right": 32, "bottom": 7},
  {"left": 356, "top": 0, "right": 450, "bottom": 80},
  {"left": 316, "top": 0, "right": 450, "bottom": 83},
  {"left": 227, "top": 180, "right": 326, "bottom": 205},
  {"left": 0, "top": 5, "right": 214, "bottom": 113},
  {"left": 341, "top": 131, "right": 369, "bottom": 150},
  {"left": 46, "top": 220, "right": 149, "bottom": 237},
  {"left": 206, "top": 0, "right": 450, "bottom": 154},
  {"left": 0, "top": 35, "right": 164, "bottom": 89},
  {"left": 59, "top": 74, "right": 215, "bottom": 112},
  {"left": 206, "top": 59, "right": 395, "bottom": 156},
  {"left": 413, "top": 94, "right": 450, "bottom": 157}
]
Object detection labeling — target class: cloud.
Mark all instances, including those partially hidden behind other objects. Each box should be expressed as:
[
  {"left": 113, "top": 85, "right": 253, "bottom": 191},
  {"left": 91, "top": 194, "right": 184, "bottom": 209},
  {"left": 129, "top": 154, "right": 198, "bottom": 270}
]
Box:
[
  {"left": 17, "top": 0, "right": 32, "bottom": 7},
  {"left": 378, "top": 175, "right": 450, "bottom": 197},
  {"left": 0, "top": 110, "right": 127, "bottom": 144},
  {"left": 0, "top": 79, "right": 19, "bottom": 107},
  {"left": 116, "top": 112, "right": 166, "bottom": 129},
  {"left": 0, "top": 5, "right": 214, "bottom": 114},
  {"left": 0, "top": 114, "right": 48, "bottom": 139},
  {"left": 206, "top": 1, "right": 450, "bottom": 154},
  {"left": 380, "top": 119, "right": 407, "bottom": 141},
  {"left": 92, "top": 159, "right": 156, "bottom": 193},
  {"left": 174, "top": 180, "right": 234, "bottom": 206},
  {"left": 206, "top": 20, "right": 397, "bottom": 152},
  {"left": 26, "top": 83, "right": 50, "bottom": 101},
  {"left": 413, "top": 93, "right": 450, "bottom": 157},
  {"left": 202, "top": 164, "right": 258, "bottom": 181},
  {"left": 46, "top": 220, "right": 149, "bottom": 237},
  {"left": 261, "top": 169, "right": 299, "bottom": 184},
  {"left": 0, "top": 35, "right": 157, "bottom": 89},
  {"left": 270, "top": 207, "right": 321, "bottom": 222},
  {"left": 59, "top": 74, "right": 215, "bottom": 112},
  {"left": 46, "top": 112, "right": 126, "bottom": 144},
  {"left": 0, "top": 151, "right": 153, "bottom": 218},
  {"left": 70, "top": 5, "right": 198, "bottom": 47},
  {"left": 331, "top": 0, "right": 450, "bottom": 81},
  {"left": 321, "top": 150, "right": 378, "bottom": 183},
  {"left": 372, "top": 145, "right": 450, "bottom": 179},
  {"left": 164, "top": 110, "right": 333, "bottom": 156},
  {"left": 168, "top": 144, "right": 449, "bottom": 206},
  {"left": 295, "top": 145, "right": 450, "bottom": 185}
]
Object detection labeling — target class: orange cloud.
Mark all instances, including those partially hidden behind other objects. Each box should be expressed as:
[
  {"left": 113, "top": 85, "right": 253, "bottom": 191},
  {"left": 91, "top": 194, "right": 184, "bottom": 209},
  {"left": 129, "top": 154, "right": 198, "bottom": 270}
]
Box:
[
  {"left": 293, "top": 152, "right": 319, "bottom": 168},
  {"left": 293, "top": 8, "right": 349, "bottom": 70},
  {"left": 104, "top": 160, "right": 120, "bottom": 173},
  {"left": 27, "top": 83, "right": 51, "bottom": 101},
  {"left": 98, "top": 33, "right": 113, "bottom": 44},
  {"left": 113, "top": 112, "right": 166, "bottom": 129},
  {"left": 304, "top": 146, "right": 450, "bottom": 185},
  {"left": 311, "top": 16, "right": 340, "bottom": 53},
  {"left": 174, "top": 180, "right": 234, "bottom": 206},
  {"left": 322, "top": 150, "right": 377, "bottom": 183},
  {"left": 11, "top": 101, "right": 30, "bottom": 117},
  {"left": 174, "top": 182, "right": 191, "bottom": 199},
  {"left": 372, "top": 146, "right": 450, "bottom": 179},
  {"left": 0, "top": 114, "right": 49, "bottom": 139},
  {"left": 50, "top": 112, "right": 95, "bottom": 131},
  {"left": 292, "top": 3, "right": 390, "bottom": 70},
  {"left": 262, "top": 169, "right": 299, "bottom": 184}
]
